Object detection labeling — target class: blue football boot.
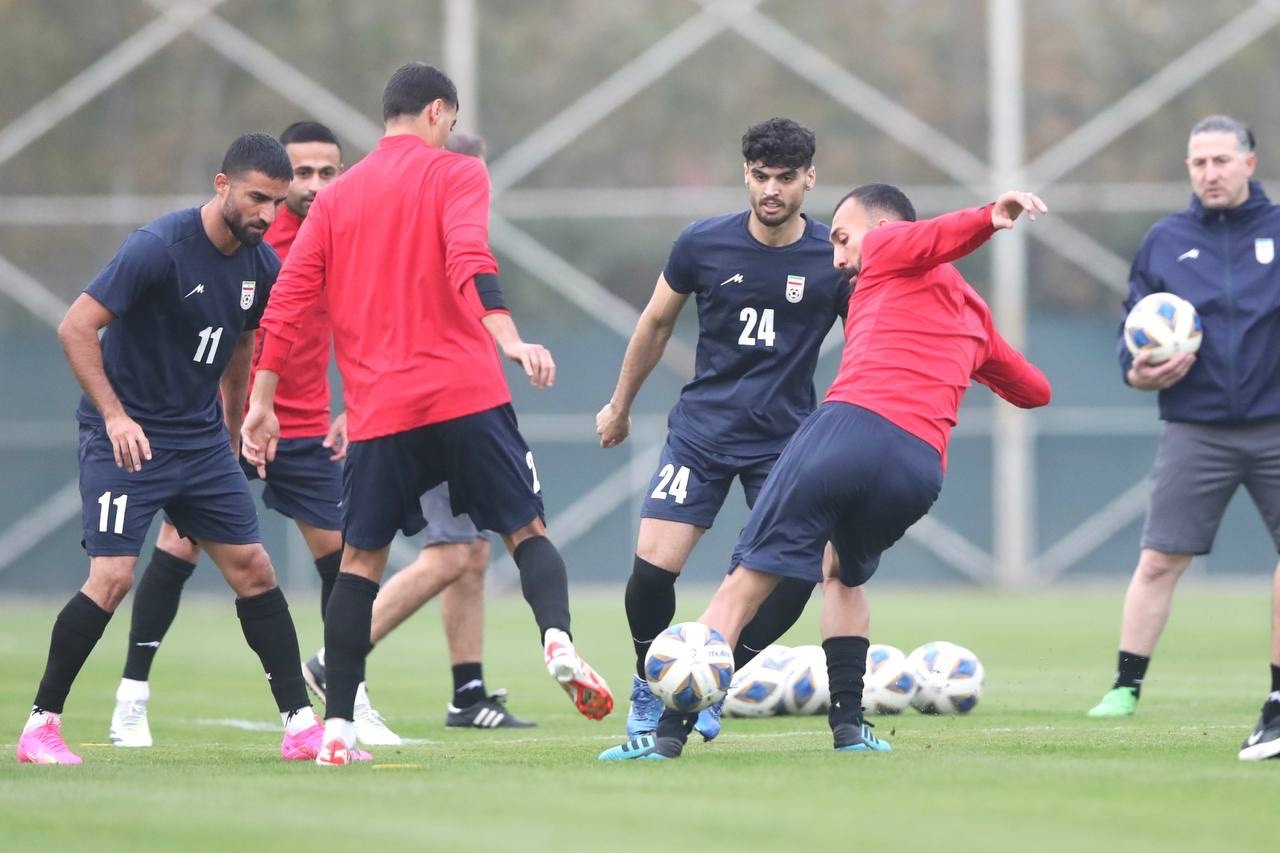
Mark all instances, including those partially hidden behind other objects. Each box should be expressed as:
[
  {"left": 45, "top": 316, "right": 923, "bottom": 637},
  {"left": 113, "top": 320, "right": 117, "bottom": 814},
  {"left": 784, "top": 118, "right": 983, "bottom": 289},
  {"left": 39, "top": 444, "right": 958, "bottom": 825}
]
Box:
[
  {"left": 694, "top": 697, "right": 724, "bottom": 741},
  {"left": 626, "top": 675, "right": 663, "bottom": 737},
  {"left": 598, "top": 733, "right": 684, "bottom": 762},
  {"left": 832, "top": 719, "right": 892, "bottom": 752}
]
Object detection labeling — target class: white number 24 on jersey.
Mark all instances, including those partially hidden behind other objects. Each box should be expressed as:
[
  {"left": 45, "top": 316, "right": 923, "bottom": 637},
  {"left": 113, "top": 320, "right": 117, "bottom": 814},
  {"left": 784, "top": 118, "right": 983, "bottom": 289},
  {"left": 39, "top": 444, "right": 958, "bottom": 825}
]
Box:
[
  {"left": 739, "top": 307, "right": 776, "bottom": 347},
  {"left": 651, "top": 464, "right": 690, "bottom": 504}
]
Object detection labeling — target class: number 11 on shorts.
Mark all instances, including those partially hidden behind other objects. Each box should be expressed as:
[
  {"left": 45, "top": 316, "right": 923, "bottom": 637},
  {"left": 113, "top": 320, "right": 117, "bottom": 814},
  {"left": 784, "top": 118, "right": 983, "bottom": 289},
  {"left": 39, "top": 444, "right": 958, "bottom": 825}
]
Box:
[{"left": 97, "top": 491, "right": 128, "bottom": 534}]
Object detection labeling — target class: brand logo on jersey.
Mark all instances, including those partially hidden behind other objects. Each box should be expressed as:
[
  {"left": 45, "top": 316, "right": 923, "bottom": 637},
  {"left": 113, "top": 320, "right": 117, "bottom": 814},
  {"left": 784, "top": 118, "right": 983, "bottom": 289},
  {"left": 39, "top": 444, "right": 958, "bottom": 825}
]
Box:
[
  {"left": 719, "top": 273, "right": 744, "bottom": 287},
  {"left": 1256, "top": 238, "right": 1274, "bottom": 265},
  {"left": 785, "top": 274, "right": 805, "bottom": 303},
  {"left": 185, "top": 283, "right": 205, "bottom": 298},
  {"left": 240, "top": 280, "right": 256, "bottom": 310},
  {"left": 1176, "top": 248, "right": 1199, "bottom": 262}
]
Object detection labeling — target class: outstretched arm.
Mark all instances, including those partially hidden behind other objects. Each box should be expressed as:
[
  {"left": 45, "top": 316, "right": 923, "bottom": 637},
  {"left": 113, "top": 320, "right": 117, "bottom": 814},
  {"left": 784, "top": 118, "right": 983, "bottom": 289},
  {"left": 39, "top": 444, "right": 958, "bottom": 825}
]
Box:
[
  {"left": 596, "top": 274, "right": 689, "bottom": 448},
  {"left": 973, "top": 324, "right": 1052, "bottom": 409}
]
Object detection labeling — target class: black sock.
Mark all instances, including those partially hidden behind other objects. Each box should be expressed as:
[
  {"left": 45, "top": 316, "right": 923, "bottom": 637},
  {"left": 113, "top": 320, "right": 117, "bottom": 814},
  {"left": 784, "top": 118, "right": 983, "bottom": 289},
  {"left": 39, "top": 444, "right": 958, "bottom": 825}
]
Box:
[
  {"left": 314, "top": 550, "right": 342, "bottom": 621},
  {"left": 122, "top": 549, "right": 196, "bottom": 681},
  {"left": 235, "top": 587, "right": 309, "bottom": 715},
  {"left": 734, "top": 578, "right": 816, "bottom": 670},
  {"left": 33, "top": 592, "right": 112, "bottom": 713},
  {"left": 1264, "top": 666, "right": 1280, "bottom": 723},
  {"left": 452, "top": 662, "right": 485, "bottom": 708},
  {"left": 323, "top": 573, "right": 378, "bottom": 720},
  {"left": 824, "top": 635, "right": 870, "bottom": 728},
  {"left": 654, "top": 708, "right": 694, "bottom": 757},
  {"left": 1114, "top": 650, "right": 1150, "bottom": 697},
  {"left": 512, "top": 536, "right": 571, "bottom": 640},
  {"left": 625, "top": 556, "right": 678, "bottom": 679},
  {"left": 1271, "top": 663, "right": 1280, "bottom": 695}
]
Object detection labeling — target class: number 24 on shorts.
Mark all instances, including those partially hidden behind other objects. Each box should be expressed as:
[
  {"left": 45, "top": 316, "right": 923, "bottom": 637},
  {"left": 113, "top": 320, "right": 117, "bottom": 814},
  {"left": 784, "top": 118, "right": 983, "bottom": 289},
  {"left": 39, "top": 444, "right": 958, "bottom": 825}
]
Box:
[{"left": 651, "top": 464, "right": 690, "bottom": 504}]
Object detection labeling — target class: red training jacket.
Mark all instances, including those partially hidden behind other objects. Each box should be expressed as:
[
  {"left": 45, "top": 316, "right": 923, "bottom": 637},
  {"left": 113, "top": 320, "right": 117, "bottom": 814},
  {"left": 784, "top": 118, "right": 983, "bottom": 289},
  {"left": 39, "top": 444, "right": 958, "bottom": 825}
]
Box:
[
  {"left": 257, "top": 134, "right": 508, "bottom": 441},
  {"left": 825, "top": 205, "right": 1052, "bottom": 468}
]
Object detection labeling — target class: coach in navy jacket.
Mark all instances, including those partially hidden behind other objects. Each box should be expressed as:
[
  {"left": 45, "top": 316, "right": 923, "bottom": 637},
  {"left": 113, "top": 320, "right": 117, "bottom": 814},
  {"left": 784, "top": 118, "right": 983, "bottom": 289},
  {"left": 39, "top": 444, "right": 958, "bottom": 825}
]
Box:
[
  {"left": 1092, "top": 115, "right": 1280, "bottom": 763},
  {"left": 1119, "top": 177, "right": 1280, "bottom": 423}
]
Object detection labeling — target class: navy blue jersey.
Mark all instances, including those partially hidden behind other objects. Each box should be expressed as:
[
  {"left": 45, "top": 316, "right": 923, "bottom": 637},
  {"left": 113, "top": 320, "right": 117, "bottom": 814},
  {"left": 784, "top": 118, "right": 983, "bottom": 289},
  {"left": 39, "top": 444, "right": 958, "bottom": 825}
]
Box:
[
  {"left": 663, "top": 211, "right": 850, "bottom": 455},
  {"left": 75, "top": 208, "right": 279, "bottom": 449}
]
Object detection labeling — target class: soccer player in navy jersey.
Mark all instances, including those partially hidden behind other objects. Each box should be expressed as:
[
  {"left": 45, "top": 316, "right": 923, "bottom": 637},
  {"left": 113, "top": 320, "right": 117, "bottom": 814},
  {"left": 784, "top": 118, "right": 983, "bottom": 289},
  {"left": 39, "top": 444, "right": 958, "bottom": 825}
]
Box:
[
  {"left": 244, "top": 63, "right": 612, "bottom": 765},
  {"left": 596, "top": 118, "right": 852, "bottom": 741},
  {"left": 17, "top": 134, "right": 330, "bottom": 765},
  {"left": 600, "top": 185, "right": 1051, "bottom": 761}
]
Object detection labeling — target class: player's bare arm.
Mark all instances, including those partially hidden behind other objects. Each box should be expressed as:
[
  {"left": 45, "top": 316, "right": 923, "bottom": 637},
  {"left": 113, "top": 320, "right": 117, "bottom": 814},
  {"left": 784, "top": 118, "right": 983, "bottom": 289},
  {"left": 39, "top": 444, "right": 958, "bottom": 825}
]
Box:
[
  {"left": 596, "top": 274, "right": 689, "bottom": 448},
  {"left": 1127, "top": 349, "right": 1196, "bottom": 391},
  {"left": 57, "top": 292, "right": 151, "bottom": 472},
  {"left": 241, "top": 368, "right": 280, "bottom": 476},
  {"left": 219, "top": 330, "right": 255, "bottom": 457},
  {"left": 481, "top": 312, "right": 555, "bottom": 389},
  {"left": 991, "top": 190, "right": 1049, "bottom": 229}
]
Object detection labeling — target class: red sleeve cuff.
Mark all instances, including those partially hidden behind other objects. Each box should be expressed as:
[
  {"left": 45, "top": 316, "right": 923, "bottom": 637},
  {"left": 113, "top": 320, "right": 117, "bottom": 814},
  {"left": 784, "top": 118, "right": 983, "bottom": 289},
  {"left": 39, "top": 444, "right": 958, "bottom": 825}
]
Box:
[{"left": 257, "top": 334, "right": 291, "bottom": 374}]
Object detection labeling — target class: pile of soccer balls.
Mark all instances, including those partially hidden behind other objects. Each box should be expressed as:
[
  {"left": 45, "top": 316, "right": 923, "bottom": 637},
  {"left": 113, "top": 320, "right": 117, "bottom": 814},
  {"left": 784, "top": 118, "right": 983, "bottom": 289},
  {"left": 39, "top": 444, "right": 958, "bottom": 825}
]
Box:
[{"left": 723, "top": 640, "right": 986, "bottom": 718}]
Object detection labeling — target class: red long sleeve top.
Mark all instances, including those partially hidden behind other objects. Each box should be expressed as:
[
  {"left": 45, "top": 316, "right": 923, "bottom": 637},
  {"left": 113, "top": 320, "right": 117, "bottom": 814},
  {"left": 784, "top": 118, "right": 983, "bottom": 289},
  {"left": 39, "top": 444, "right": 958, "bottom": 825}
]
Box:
[
  {"left": 257, "top": 134, "right": 509, "bottom": 442},
  {"left": 825, "top": 205, "right": 1052, "bottom": 467},
  {"left": 247, "top": 204, "right": 333, "bottom": 438}
]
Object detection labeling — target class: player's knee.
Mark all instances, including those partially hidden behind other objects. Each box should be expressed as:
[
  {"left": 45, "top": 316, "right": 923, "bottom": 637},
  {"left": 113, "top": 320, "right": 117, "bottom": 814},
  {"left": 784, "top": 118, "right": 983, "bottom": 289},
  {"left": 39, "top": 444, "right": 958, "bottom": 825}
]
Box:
[
  {"left": 502, "top": 518, "right": 546, "bottom": 553},
  {"left": 1136, "top": 549, "right": 1192, "bottom": 583},
  {"left": 226, "top": 547, "right": 278, "bottom": 597},
  {"left": 462, "top": 540, "right": 490, "bottom": 579},
  {"left": 87, "top": 558, "right": 136, "bottom": 610},
  {"left": 156, "top": 522, "right": 199, "bottom": 562}
]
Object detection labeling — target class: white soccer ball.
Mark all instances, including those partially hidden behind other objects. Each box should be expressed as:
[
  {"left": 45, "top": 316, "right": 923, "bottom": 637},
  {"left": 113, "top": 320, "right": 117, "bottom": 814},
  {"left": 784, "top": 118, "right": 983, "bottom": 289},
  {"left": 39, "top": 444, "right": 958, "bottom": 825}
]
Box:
[
  {"left": 1123, "top": 292, "right": 1202, "bottom": 365},
  {"left": 644, "top": 622, "right": 735, "bottom": 714},
  {"left": 863, "top": 644, "right": 919, "bottom": 715},
  {"left": 780, "top": 644, "right": 830, "bottom": 715},
  {"left": 725, "top": 644, "right": 793, "bottom": 718},
  {"left": 908, "top": 641, "right": 985, "bottom": 715}
]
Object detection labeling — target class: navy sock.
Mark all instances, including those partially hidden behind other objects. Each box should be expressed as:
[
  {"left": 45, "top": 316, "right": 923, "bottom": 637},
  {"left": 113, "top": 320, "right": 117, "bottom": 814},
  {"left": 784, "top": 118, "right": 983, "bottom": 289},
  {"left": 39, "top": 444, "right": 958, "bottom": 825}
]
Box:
[
  {"left": 512, "top": 536, "right": 571, "bottom": 641},
  {"left": 236, "top": 587, "right": 309, "bottom": 714},
  {"left": 323, "top": 573, "right": 378, "bottom": 720},
  {"left": 625, "top": 556, "right": 678, "bottom": 679},
  {"left": 123, "top": 549, "right": 196, "bottom": 681},
  {"left": 34, "top": 592, "right": 112, "bottom": 714}
]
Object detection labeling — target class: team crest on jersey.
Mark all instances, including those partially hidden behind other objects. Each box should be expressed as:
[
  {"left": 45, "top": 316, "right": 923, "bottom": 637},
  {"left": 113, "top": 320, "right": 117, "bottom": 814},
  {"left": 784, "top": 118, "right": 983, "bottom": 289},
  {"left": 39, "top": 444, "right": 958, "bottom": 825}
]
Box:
[
  {"left": 785, "top": 274, "right": 805, "bottom": 303},
  {"left": 240, "top": 280, "right": 256, "bottom": 310},
  {"left": 1256, "top": 238, "right": 1274, "bottom": 265}
]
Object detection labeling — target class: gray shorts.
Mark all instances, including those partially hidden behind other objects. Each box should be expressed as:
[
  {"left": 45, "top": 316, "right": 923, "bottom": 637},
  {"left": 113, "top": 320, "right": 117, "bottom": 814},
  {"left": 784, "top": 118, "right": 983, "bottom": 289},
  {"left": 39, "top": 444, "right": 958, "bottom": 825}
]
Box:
[
  {"left": 419, "top": 482, "right": 485, "bottom": 548},
  {"left": 1141, "top": 419, "right": 1280, "bottom": 554}
]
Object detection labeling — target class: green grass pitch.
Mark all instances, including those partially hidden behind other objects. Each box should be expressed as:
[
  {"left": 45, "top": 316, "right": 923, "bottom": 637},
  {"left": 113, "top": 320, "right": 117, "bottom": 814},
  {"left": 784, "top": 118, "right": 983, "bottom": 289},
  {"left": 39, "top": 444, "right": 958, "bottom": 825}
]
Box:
[{"left": 0, "top": 586, "right": 1274, "bottom": 852}]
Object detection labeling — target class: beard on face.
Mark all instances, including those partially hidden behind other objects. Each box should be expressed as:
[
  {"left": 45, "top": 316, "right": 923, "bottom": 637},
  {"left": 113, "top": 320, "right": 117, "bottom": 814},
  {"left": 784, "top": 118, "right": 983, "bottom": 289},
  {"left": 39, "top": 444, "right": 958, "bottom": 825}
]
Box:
[
  {"left": 753, "top": 196, "right": 798, "bottom": 227},
  {"left": 222, "top": 200, "right": 267, "bottom": 247}
]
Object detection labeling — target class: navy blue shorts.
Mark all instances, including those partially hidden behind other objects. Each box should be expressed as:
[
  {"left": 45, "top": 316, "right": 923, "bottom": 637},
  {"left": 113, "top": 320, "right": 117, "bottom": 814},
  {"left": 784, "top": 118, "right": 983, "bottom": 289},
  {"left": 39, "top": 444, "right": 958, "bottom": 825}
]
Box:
[
  {"left": 730, "top": 402, "right": 942, "bottom": 586},
  {"left": 419, "top": 481, "right": 485, "bottom": 547},
  {"left": 240, "top": 436, "right": 342, "bottom": 531},
  {"left": 639, "top": 430, "right": 777, "bottom": 529},
  {"left": 79, "top": 425, "right": 260, "bottom": 557},
  {"left": 342, "top": 404, "right": 543, "bottom": 551}
]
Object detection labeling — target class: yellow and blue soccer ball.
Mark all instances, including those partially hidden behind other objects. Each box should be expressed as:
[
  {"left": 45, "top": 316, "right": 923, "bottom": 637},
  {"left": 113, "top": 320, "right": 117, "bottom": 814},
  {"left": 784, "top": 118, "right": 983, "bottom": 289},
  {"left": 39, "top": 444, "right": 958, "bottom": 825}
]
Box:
[
  {"left": 863, "top": 644, "right": 919, "bottom": 715},
  {"left": 725, "top": 644, "right": 793, "bottom": 718},
  {"left": 780, "top": 644, "right": 830, "bottom": 715},
  {"left": 644, "top": 622, "right": 735, "bottom": 713},
  {"left": 907, "top": 641, "right": 985, "bottom": 715},
  {"left": 1123, "top": 292, "right": 1202, "bottom": 365}
]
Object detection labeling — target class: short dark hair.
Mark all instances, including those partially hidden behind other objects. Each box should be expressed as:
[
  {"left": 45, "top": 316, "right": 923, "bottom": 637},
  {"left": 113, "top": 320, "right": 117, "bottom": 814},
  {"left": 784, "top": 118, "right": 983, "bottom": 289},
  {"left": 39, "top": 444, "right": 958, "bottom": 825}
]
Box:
[
  {"left": 834, "top": 183, "right": 917, "bottom": 223},
  {"left": 279, "top": 120, "right": 342, "bottom": 156},
  {"left": 741, "top": 118, "right": 816, "bottom": 170},
  {"left": 445, "top": 131, "right": 487, "bottom": 160},
  {"left": 1190, "top": 114, "right": 1255, "bottom": 152},
  {"left": 382, "top": 62, "right": 458, "bottom": 122},
  {"left": 220, "top": 132, "right": 292, "bottom": 182}
]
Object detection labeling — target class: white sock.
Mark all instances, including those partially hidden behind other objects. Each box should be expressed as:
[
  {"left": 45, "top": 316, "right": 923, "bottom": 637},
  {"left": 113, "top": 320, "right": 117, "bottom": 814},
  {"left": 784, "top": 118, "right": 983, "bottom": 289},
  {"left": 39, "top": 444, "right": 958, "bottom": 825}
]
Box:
[
  {"left": 354, "top": 681, "right": 371, "bottom": 710},
  {"left": 282, "top": 706, "right": 317, "bottom": 734},
  {"left": 24, "top": 707, "right": 55, "bottom": 732},
  {"left": 322, "top": 717, "right": 355, "bottom": 748},
  {"left": 316, "top": 647, "right": 325, "bottom": 667},
  {"left": 116, "top": 678, "right": 150, "bottom": 704},
  {"left": 544, "top": 628, "right": 573, "bottom": 654}
]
